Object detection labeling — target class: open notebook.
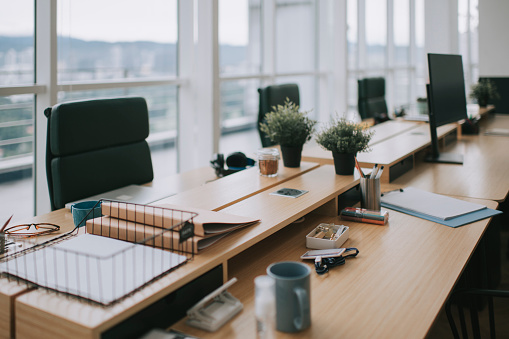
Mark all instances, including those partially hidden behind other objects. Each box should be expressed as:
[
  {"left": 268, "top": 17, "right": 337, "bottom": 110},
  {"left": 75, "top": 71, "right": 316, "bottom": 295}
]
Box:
[{"left": 65, "top": 184, "right": 174, "bottom": 209}]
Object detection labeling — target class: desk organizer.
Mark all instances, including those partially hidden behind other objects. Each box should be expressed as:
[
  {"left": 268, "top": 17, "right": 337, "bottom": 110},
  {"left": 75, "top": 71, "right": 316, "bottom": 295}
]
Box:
[
  {"left": 306, "top": 223, "right": 349, "bottom": 249},
  {"left": 0, "top": 200, "right": 197, "bottom": 306}
]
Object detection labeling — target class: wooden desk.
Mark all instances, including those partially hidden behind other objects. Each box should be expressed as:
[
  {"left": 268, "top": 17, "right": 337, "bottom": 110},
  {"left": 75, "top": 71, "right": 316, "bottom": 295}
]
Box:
[
  {"left": 357, "top": 123, "right": 457, "bottom": 182},
  {"left": 383, "top": 115, "right": 509, "bottom": 202},
  {"left": 14, "top": 165, "right": 359, "bottom": 339},
  {"left": 0, "top": 168, "right": 219, "bottom": 339},
  {"left": 482, "top": 113, "right": 509, "bottom": 130},
  {"left": 172, "top": 197, "right": 498, "bottom": 338},
  {"left": 302, "top": 123, "right": 458, "bottom": 183},
  {"left": 0, "top": 210, "right": 76, "bottom": 339},
  {"left": 1, "top": 163, "right": 318, "bottom": 338}
]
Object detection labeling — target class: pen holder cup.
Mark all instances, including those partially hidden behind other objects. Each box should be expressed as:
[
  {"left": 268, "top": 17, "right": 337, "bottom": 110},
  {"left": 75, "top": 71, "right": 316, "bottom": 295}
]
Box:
[{"left": 360, "top": 177, "right": 381, "bottom": 211}]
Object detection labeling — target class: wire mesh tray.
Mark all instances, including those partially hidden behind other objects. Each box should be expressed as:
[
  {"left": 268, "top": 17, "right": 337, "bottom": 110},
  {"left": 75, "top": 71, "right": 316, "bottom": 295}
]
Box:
[{"left": 0, "top": 200, "right": 197, "bottom": 306}]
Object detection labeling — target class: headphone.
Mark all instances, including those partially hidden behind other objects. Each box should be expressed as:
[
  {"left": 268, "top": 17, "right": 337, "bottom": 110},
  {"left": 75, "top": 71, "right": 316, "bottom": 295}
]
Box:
[{"left": 210, "top": 152, "right": 255, "bottom": 177}]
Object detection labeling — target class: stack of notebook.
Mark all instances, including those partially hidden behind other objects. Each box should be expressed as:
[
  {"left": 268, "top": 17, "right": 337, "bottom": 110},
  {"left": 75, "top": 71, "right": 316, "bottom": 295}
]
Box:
[
  {"left": 86, "top": 202, "right": 260, "bottom": 253},
  {"left": 380, "top": 187, "right": 501, "bottom": 227}
]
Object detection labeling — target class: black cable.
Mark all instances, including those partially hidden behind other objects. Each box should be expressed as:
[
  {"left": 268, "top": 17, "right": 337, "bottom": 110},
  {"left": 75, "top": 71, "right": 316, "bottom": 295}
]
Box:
[{"left": 314, "top": 248, "right": 359, "bottom": 275}]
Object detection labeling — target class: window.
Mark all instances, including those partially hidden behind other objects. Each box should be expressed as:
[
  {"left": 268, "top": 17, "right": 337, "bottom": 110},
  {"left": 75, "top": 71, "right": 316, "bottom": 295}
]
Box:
[
  {"left": 0, "top": 1, "right": 35, "bottom": 222},
  {"left": 57, "top": 0, "right": 179, "bottom": 179},
  {"left": 347, "top": 0, "right": 425, "bottom": 115},
  {"left": 458, "top": 0, "right": 478, "bottom": 93},
  {"left": 365, "top": 0, "right": 386, "bottom": 70},
  {"left": 0, "top": 0, "right": 400, "bottom": 217},
  {"left": 58, "top": 0, "right": 177, "bottom": 81},
  {"left": 218, "top": 0, "right": 323, "bottom": 156},
  {"left": 275, "top": 0, "right": 316, "bottom": 74}
]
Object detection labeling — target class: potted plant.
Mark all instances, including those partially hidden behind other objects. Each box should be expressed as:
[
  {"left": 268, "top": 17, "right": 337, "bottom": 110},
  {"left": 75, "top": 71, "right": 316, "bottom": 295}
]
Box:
[
  {"left": 259, "top": 98, "right": 317, "bottom": 167},
  {"left": 470, "top": 79, "right": 500, "bottom": 107},
  {"left": 315, "top": 117, "right": 374, "bottom": 175}
]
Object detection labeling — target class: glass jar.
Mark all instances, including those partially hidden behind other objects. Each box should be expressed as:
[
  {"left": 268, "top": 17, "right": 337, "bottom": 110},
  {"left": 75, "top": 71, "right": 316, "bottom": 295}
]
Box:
[{"left": 257, "top": 148, "right": 280, "bottom": 177}]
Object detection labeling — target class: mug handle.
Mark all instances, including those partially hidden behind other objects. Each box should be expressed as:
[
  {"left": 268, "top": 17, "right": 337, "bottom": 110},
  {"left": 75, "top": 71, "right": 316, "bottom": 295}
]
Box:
[{"left": 293, "top": 287, "right": 310, "bottom": 330}]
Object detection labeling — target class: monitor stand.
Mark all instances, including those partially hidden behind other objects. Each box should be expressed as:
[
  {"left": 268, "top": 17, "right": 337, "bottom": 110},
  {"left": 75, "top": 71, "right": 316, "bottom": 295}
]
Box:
[
  {"left": 425, "top": 84, "right": 464, "bottom": 165},
  {"left": 424, "top": 152, "right": 463, "bottom": 164},
  {"left": 424, "top": 120, "right": 464, "bottom": 164}
]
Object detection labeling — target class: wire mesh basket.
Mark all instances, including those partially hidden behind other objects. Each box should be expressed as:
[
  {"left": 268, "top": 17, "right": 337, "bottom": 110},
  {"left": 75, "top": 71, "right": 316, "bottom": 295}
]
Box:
[{"left": 0, "top": 200, "right": 197, "bottom": 306}]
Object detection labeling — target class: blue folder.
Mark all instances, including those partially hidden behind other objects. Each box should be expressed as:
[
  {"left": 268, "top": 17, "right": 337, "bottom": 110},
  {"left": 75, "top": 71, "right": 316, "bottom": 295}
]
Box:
[{"left": 381, "top": 202, "right": 502, "bottom": 228}]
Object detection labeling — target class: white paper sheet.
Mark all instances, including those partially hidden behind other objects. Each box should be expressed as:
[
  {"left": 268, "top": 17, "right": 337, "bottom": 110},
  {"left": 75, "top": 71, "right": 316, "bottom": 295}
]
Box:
[
  {"left": 0, "top": 234, "right": 187, "bottom": 305},
  {"left": 381, "top": 187, "right": 486, "bottom": 221}
]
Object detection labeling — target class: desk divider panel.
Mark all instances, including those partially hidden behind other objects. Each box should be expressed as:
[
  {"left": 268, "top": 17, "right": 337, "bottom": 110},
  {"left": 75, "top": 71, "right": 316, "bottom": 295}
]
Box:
[{"left": 157, "top": 161, "right": 320, "bottom": 211}]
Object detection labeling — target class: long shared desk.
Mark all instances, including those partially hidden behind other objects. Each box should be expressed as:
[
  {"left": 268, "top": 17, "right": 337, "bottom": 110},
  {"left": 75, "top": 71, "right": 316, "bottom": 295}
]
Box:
[
  {"left": 2, "top": 113, "right": 508, "bottom": 338},
  {"left": 383, "top": 113, "right": 509, "bottom": 202},
  {"left": 303, "top": 121, "right": 458, "bottom": 183}
]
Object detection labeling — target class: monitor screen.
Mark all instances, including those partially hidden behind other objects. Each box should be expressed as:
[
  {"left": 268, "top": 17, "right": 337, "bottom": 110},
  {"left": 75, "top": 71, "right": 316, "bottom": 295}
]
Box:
[{"left": 427, "top": 53, "right": 468, "bottom": 127}]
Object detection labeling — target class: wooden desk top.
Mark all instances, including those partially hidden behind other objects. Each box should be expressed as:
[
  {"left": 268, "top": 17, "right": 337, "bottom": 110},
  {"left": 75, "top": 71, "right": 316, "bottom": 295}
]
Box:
[
  {"left": 155, "top": 161, "right": 319, "bottom": 211},
  {"left": 384, "top": 116, "right": 509, "bottom": 202},
  {"left": 302, "top": 123, "right": 457, "bottom": 170},
  {"left": 14, "top": 165, "right": 359, "bottom": 339},
  {"left": 356, "top": 123, "right": 457, "bottom": 166},
  {"left": 147, "top": 166, "right": 218, "bottom": 194},
  {"left": 172, "top": 197, "right": 498, "bottom": 339},
  {"left": 482, "top": 113, "right": 509, "bottom": 129},
  {"left": 367, "top": 120, "right": 422, "bottom": 145}
]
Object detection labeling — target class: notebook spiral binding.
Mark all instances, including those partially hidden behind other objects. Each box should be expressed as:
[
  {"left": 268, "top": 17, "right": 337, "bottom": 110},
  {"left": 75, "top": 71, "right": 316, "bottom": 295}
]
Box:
[{"left": 0, "top": 200, "right": 197, "bottom": 307}]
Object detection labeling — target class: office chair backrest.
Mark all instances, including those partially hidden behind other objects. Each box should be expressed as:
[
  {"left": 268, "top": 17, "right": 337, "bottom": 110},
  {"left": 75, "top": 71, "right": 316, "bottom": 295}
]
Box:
[
  {"left": 257, "top": 83, "right": 300, "bottom": 147},
  {"left": 358, "top": 77, "right": 388, "bottom": 120},
  {"left": 45, "top": 97, "right": 154, "bottom": 210}
]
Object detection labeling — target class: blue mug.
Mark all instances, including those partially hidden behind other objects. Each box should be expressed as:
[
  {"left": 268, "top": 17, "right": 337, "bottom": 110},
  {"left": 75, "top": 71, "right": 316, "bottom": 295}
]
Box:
[
  {"left": 267, "top": 261, "right": 311, "bottom": 332},
  {"left": 71, "top": 201, "right": 102, "bottom": 227}
]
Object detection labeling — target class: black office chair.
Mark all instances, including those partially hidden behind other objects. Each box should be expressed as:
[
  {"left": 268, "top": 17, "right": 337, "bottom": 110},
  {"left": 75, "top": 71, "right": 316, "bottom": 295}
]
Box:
[
  {"left": 445, "top": 231, "right": 508, "bottom": 339},
  {"left": 447, "top": 288, "right": 509, "bottom": 338},
  {"left": 358, "top": 77, "right": 390, "bottom": 123},
  {"left": 44, "top": 97, "right": 154, "bottom": 210},
  {"left": 257, "top": 83, "right": 300, "bottom": 147}
]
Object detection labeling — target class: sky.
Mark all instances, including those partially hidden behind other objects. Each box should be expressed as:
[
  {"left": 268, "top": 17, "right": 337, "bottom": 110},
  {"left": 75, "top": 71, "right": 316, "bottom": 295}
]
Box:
[
  {"left": 0, "top": 0, "right": 249, "bottom": 46},
  {"left": 0, "top": 0, "right": 425, "bottom": 46}
]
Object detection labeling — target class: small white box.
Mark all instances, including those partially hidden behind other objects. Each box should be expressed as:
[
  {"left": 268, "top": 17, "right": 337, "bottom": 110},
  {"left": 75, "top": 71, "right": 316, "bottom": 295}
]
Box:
[{"left": 306, "top": 223, "right": 349, "bottom": 249}]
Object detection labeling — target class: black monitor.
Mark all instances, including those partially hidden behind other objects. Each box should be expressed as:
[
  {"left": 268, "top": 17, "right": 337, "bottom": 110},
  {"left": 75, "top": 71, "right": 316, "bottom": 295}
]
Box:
[{"left": 425, "top": 53, "right": 468, "bottom": 164}]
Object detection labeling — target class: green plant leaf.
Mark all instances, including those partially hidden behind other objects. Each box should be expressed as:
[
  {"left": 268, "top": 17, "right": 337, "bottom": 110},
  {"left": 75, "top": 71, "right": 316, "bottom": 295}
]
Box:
[
  {"left": 315, "top": 117, "right": 374, "bottom": 154},
  {"left": 259, "top": 98, "right": 317, "bottom": 147}
]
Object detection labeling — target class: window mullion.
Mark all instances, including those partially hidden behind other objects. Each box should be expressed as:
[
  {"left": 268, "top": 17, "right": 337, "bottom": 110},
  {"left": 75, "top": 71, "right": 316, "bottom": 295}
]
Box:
[{"left": 35, "top": 0, "right": 57, "bottom": 215}]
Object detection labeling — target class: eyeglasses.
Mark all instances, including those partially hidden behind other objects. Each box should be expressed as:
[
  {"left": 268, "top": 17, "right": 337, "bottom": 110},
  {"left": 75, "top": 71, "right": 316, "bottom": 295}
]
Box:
[{"left": 3, "top": 223, "right": 60, "bottom": 237}]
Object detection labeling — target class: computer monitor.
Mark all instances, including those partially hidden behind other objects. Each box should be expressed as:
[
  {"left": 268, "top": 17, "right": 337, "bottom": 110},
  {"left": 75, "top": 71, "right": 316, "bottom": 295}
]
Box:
[{"left": 426, "top": 53, "right": 468, "bottom": 164}]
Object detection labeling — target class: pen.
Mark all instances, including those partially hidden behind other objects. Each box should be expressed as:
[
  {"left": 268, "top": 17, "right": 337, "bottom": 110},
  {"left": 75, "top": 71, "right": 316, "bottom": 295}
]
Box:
[
  {"left": 370, "top": 164, "right": 378, "bottom": 179},
  {"left": 354, "top": 156, "right": 365, "bottom": 178},
  {"left": 375, "top": 165, "right": 384, "bottom": 180}
]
